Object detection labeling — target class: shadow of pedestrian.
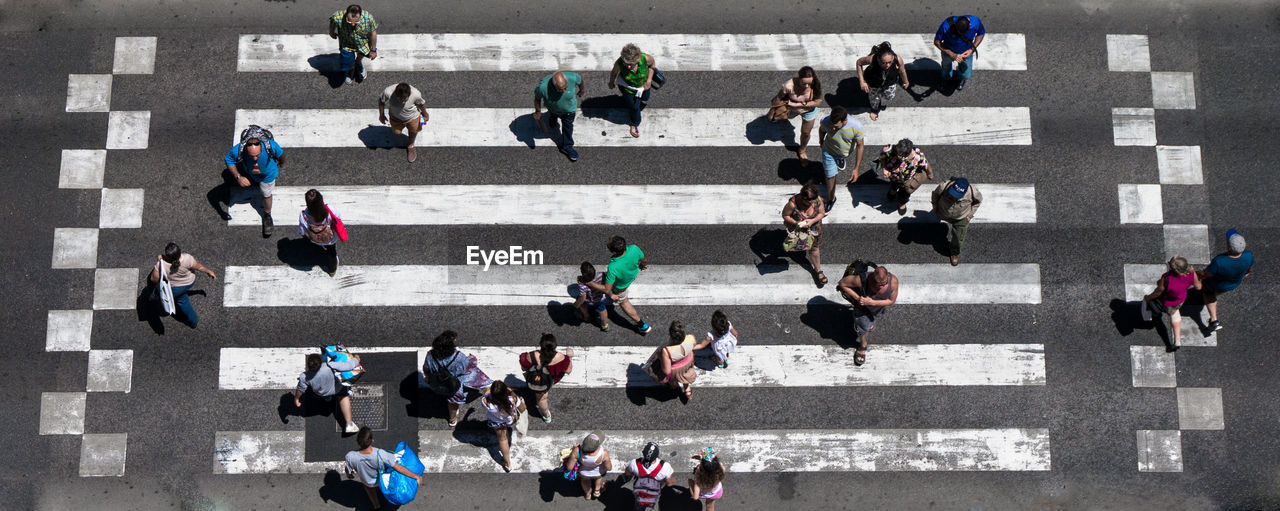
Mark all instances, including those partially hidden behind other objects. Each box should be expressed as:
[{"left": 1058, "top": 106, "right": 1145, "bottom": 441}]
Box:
[
  {"left": 356, "top": 125, "right": 404, "bottom": 149},
  {"left": 277, "top": 237, "right": 328, "bottom": 271},
  {"left": 208, "top": 168, "right": 267, "bottom": 221},
  {"left": 399, "top": 372, "right": 444, "bottom": 420},
  {"left": 657, "top": 486, "right": 700, "bottom": 511},
  {"left": 599, "top": 476, "right": 639, "bottom": 511},
  {"left": 509, "top": 113, "right": 556, "bottom": 149},
  {"left": 319, "top": 469, "right": 393, "bottom": 510},
  {"left": 799, "top": 296, "right": 859, "bottom": 348},
  {"left": 904, "top": 59, "right": 942, "bottom": 100},
  {"left": 281, "top": 391, "right": 338, "bottom": 426},
  {"left": 547, "top": 293, "right": 580, "bottom": 326},
  {"left": 1108, "top": 298, "right": 1142, "bottom": 336},
  {"left": 624, "top": 362, "right": 679, "bottom": 406},
  {"left": 777, "top": 158, "right": 819, "bottom": 183},
  {"left": 451, "top": 424, "right": 504, "bottom": 468},
  {"left": 538, "top": 469, "right": 577, "bottom": 502},
  {"left": 748, "top": 228, "right": 803, "bottom": 272},
  {"left": 895, "top": 221, "right": 951, "bottom": 256},
  {"left": 307, "top": 54, "right": 350, "bottom": 89},
  {"left": 744, "top": 115, "right": 796, "bottom": 146},
  {"left": 135, "top": 284, "right": 166, "bottom": 335}
]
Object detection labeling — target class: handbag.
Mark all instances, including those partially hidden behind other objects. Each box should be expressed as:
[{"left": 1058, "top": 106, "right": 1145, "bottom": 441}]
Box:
[
  {"left": 641, "top": 346, "right": 666, "bottom": 383},
  {"left": 326, "top": 205, "right": 348, "bottom": 242},
  {"left": 650, "top": 67, "right": 666, "bottom": 90},
  {"left": 513, "top": 407, "right": 529, "bottom": 437},
  {"left": 563, "top": 447, "right": 582, "bottom": 480},
  {"left": 768, "top": 94, "right": 790, "bottom": 122},
  {"left": 153, "top": 260, "right": 176, "bottom": 316},
  {"left": 902, "top": 170, "right": 928, "bottom": 194},
  {"left": 783, "top": 227, "right": 815, "bottom": 252}
]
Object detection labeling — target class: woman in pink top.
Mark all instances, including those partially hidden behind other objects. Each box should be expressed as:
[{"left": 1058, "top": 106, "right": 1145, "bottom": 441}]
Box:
[
  {"left": 771, "top": 66, "right": 823, "bottom": 162},
  {"left": 1143, "top": 255, "right": 1201, "bottom": 350}
]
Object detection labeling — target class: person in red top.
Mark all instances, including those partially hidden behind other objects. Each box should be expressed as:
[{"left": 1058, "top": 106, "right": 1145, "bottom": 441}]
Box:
[
  {"left": 519, "top": 333, "right": 574, "bottom": 423},
  {"left": 1142, "top": 255, "right": 1201, "bottom": 351}
]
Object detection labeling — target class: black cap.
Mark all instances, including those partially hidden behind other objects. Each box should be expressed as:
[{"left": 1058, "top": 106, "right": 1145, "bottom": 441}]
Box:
[{"left": 641, "top": 442, "right": 660, "bottom": 463}]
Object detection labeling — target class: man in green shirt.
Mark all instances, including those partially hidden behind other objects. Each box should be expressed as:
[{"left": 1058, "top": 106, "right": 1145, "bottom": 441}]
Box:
[
  {"left": 604, "top": 235, "right": 652, "bottom": 334},
  {"left": 534, "top": 71, "right": 584, "bottom": 161}
]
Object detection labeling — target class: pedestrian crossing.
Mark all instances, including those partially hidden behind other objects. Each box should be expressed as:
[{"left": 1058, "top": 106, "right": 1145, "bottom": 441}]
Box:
[
  {"left": 214, "top": 428, "right": 1052, "bottom": 474},
  {"left": 218, "top": 344, "right": 1046, "bottom": 390},
  {"left": 234, "top": 107, "right": 1034, "bottom": 148},
  {"left": 226, "top": 184, "right": 1037, "bottom": 226},
  {"left": 222, "top": 264, "right": 1041, "bottom": 307},
  {"left": 237, "top": 33, "right": 1028, "bottom": 72}
]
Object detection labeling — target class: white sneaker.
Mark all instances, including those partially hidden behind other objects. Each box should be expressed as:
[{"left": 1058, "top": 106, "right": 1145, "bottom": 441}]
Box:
[{"left": 344, "top": 422, "right": 359, "bottom": 434}]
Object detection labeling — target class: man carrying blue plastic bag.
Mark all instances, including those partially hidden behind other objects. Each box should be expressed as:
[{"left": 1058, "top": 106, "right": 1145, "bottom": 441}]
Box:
[{"left": 345, "top": 427, "right": 422, "bottom": 509}]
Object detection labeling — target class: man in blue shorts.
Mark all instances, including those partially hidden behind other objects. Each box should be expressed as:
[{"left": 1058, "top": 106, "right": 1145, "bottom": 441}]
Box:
[
  {"left": 816, "top": 106, "right": 865, "bottom": 211},
  {"left": 1199, "top": 229, "right": 1254, "bottom": 332}
]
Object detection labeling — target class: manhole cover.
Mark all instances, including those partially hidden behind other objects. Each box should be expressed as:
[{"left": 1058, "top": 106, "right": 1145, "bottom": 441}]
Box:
[{"left": 340, "top": 383, "right": 388, "bottom": 431}]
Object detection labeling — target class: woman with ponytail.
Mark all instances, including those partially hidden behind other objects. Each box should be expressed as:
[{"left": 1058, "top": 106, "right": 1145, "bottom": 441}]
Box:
[{"left": 518, "top": 333, "right": 575, "bottom": 422}]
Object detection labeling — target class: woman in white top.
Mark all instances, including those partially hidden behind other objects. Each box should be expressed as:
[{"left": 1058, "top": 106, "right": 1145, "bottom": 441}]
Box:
[
  {"left": 147, "top": 242, "right": 216, "bottom": 328},
  {"left": 562, "top": 432, "right": 612, "bottom": 500},
  {"left": 481, "top": 380, "right": 526, "bottom": 472},
  {"left": 298, "top": 188, "right": 343, "bottom": 275}
]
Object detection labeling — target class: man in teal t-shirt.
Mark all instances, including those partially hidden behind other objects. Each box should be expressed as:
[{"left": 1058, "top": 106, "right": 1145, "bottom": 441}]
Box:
[
  {"left": 1200, "top": 229, "right": 1254, "bottom": 332},
  {"left": 604, "top": 235, "right": 652, "bottom": 334},
  {"left": 534, "top": 71, "right": 584, "bottom": 161}
]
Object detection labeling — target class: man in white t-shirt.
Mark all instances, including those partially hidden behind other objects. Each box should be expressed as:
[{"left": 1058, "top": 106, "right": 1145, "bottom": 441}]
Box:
[
  {"left": 378, "top": 82, "right": 430, "bottom": 162},
  {"left": 624, "top": 442, "right": 676, "bottom": 510}
]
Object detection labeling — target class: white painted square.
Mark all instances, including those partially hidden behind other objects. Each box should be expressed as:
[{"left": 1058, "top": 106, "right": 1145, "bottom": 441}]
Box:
[
  {"left": 93, "top": 268, "right": 139, "bottom": 310},
  {"left": 1118, "top": 184, "right": 1163, "bottom": 224},
  {"left": 46, "top": 310, "right": 94, "bottom": 352},
  {"left": 39, "top": 392, "right": 86, "bottom": 435},
  {"left": 1156, "top": 146, "right": 1203, "bottom": 185},
  {"left": 80, "top": 433, "right": 128, "bottom": 477},
  {"left": 106, "top": 111, "right": 151, "bottom": 149},
  {"left": 52, "top": 228, "right": 99, "bottom": 269},
  {"left": 99, "top": 189, "right": 145, "bottom": 228},
  {"left": 1107, "top": 35, "right": 1151, "bottom": 72},
  {"left": 1151, "top": 72, "right": 1196, "bottom": 109},
  {"left": 1130, "top": 346, "right": 1176, "bottom": 387},
  {"left": 1164, "top": 224, "right": 1211, "bottom": 265},
  {"left": 1112, "top": 108, "right": 1157, "bottom": 146},
  {"left": 1177, "top": 387, "right": 1225, "bottom": 430},
  {"left": 59, "top": 149, "right": 108, "bottom": 189},
  {"left": 1136, "top": 430, "right": 1182, "bottom": 472},
  {"left": 87, "top": 350, "right": 133, "bottom": 393},
  {"left": 65, "top": 74, "right": 112, "bottom": 112},
  {"left": 113, "top": 36, "right": 157, "bottom": 74},
  {"left": 1124, "top": 264, "right": 1165, "bottom": 302}
]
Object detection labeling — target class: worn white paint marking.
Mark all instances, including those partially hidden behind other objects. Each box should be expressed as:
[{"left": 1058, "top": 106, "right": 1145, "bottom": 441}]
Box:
[
  {"left": 87, "top": 350, "right": 134, "bottom": 393},
  {"left": 238, "top": 33, "right": 1027, "bottom": 72},
  {"left": 214, "top": 431, "right": 340, "bottom": 475},
  {"left": 1177, "top": 387, "right": 1224, "bottom": 430},
  {"left": 1111, "top": 108, "right": 1157, "bottom": 146},
  {"left": 47, "top": 310, "right": 94, "bottom": 352},
  {"left": 234, "top": 107, "right": 1034, "bottom": 147},
  {"left": 99, "top": 189, "right": 145, "bottom": 229},
  {"left": 1118, "top": 184, "right": 1163, "bottom": 224},
  {"left": 223, "top": 264, "right": 1041, "bottom": 307},
  {"left": 93, "top": 268, "right": 139, "bottom": 310},
  {"left": 1137, "top": 430, "right": 1182, "bottom": 472},
  {"left": 1156, "top": 145, "right": 1203, "bottom": 185},
  {"left": 1106, "top": 35, "right": 1151, "bottom": 72},
  {"left": 113, "top": 37, "right": 157, "bottom": 74},
  {"left": 52, "top": 228, "right": 99, "bottom": 269},
  {"left": 80, "top": 433, "right": 129, "bottom": 477},
  {"left": 59, "top": 149, "right": 108, "bottom": 189},
  {"left": 1129, "top": 346, "right": 1176, "bottom": 388},
  {"left": 1123, "top": 264, "right": 1217, "bottom": 346},
  {"left": 106, "top": 111, "right": 151, "bottom": 149},
  {"left": 65, "top": 74, "right": 112, "bottom": 113},
  {"left": 39, "top": 392, "right": 86, "bottom": 435},
  {"left": 218, "top": 344, "right": 1046, "bottom": 391},
  {"left": 215, "top": 428, "right": 1051, "bottom": 474},
  {"left": 229, "top": 184, "right": 1036, "bottom": 226},
  {"left": 1151, "top": 72, "right": 1196, "bottom": 110},
  {"left": 1163, "top": 224, "right": 1210, "bottom": 265}
]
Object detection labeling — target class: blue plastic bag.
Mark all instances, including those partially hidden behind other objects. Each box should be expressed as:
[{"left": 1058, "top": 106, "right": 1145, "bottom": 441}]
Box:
[
  {"left": 322, "top": 345, "right": 363, "bottom": 383},
  {"left": 379, "top": 441, "right": 424, "bottom": 505}
]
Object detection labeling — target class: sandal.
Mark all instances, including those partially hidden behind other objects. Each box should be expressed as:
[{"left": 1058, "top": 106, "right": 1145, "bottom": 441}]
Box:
[
  {"left": 814, "top": 270, "right": 828, "bottom": 286},
  {"left": 448, "top": 415, "right": 459, "bottom": 427},
  {"left": 629, "top": 126, "right": 640, "bottom": 138},
  {"left": 593, "top": 489, "right": 602, "bottom": 499},
  {"left": 854, "top": 348, "right": 867, "bottom": 366}
]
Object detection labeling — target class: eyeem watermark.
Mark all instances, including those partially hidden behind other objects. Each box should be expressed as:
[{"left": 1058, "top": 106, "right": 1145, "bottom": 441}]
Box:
[{"left": 466, "top": 245, "right": 544, "bottom": 271}]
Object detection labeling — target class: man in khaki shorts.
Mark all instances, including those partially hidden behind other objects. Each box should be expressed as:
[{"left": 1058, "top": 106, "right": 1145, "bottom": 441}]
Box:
[
  {"left": 604, "top": 235, "right": 653, "bottom": 335},
  {"left": 378, "top": 82, "right": 429, "bottom": 162}
]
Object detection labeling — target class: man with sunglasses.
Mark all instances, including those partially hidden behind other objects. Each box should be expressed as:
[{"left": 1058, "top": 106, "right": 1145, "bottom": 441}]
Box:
[
  {"left": 222, "top": 133, "right": 285, "bottom": 237},
  {"left": 328, "top": 4, "right": 378, "bottom": 84},
  {"left": 933, "top": 14, "right": 985, "bottom": 92}
]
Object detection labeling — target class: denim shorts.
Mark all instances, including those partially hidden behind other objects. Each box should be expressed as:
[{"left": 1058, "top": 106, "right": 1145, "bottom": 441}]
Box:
[
  {"left": 586, "top": 297, "right": 609, "bottom": 313},
  {"left": 822, "top": 151, "right": 846, "bottom": 178}
]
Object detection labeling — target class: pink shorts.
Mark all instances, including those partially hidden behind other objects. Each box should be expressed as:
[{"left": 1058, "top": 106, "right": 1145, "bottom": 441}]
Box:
[{"left": 699, "top": 483, "right": 723, "bottom": 500}]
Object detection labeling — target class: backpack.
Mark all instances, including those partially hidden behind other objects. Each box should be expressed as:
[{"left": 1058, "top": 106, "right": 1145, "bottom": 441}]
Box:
[
  {"left": 523, "top": 352, "right": 553, "bottom": 392},
  {"left": 425, "top": 352, "right": 462, "bottom": 396},
  {"left": 321, "top": 345, "right": 364, "bottom": 386},
  {"left": 843, "top": 258, "right": 878, "bottom": 278},
  {"left": 632, "top": 459, "right": 667, "bottom": 504},
  {"left": 237, "top": 124, "right": 278, "bottom": 163}
]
